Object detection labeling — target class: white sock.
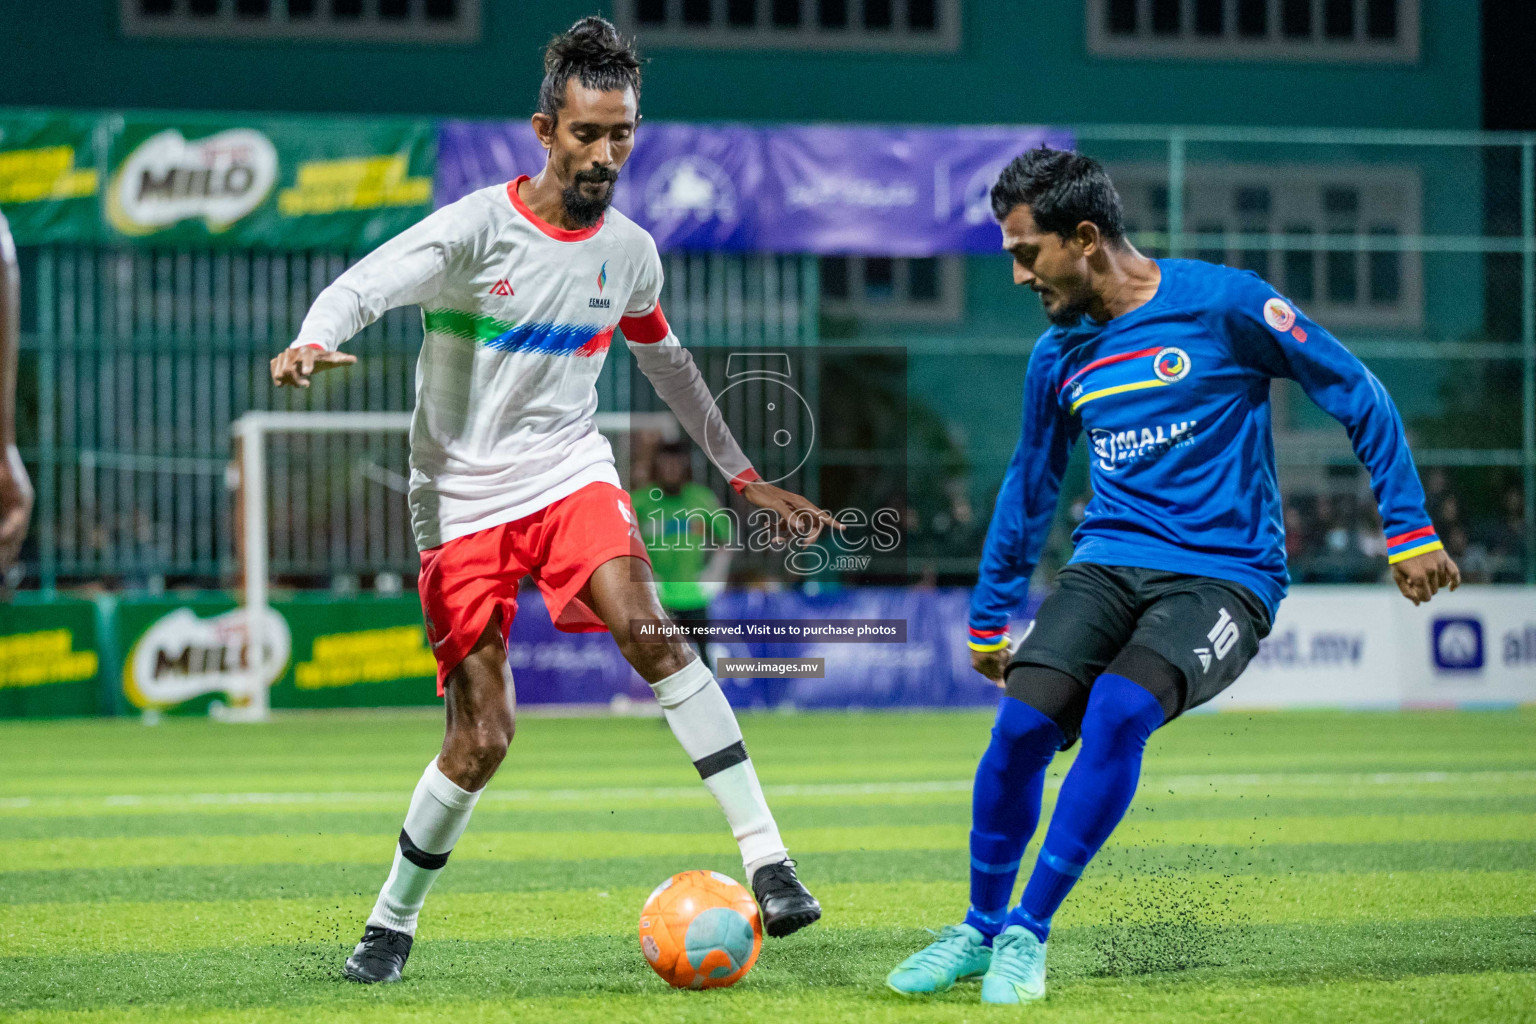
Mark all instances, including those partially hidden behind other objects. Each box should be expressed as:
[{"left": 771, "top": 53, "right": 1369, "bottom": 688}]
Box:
[
  {"left": 650, "top": 659, "right": 789, "bottom": 880},
  {"left": 366, "top": 757, "right": 483, "bottom": 936}
]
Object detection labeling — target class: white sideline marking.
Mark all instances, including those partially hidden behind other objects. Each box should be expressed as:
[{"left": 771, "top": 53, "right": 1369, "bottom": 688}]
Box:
[{"left": 2, "top": 770, "right": 1534, "bottom": 812}]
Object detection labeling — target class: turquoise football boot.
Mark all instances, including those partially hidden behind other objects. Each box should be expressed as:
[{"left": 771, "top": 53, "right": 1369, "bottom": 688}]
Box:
[
  {"left": 980, "top": 925, "right": 1047, "bottom": 1004},
  {"left": 886, "top": 923, "right": 992, "bottom": 995}
]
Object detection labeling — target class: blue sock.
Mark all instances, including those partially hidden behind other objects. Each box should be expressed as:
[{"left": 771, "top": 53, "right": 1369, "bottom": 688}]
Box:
[
  {"left": 963, "top": 696, "right": 1062, "bottom": 942},
  {"left": 1009, "top": 673, "right": 1164, "bottom": 943}
]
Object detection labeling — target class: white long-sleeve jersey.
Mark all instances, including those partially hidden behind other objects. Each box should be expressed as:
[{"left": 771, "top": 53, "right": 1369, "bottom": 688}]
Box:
[{"left": 291, "top": 177, "right": 757, "bottom": 551}]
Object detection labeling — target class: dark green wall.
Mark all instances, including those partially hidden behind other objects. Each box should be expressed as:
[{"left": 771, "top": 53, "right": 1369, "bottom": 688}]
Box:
[
  {"left": 0, "top": 0, "right": 1486, "bottom": 536},
  {"left": 1, "top": 1, "right": 1480, "bottom": 128}
]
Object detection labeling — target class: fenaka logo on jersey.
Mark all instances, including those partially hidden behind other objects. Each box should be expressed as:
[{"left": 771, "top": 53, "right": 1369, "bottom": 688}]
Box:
[
  {"left": 1089, "top": 419, "right": 1199, "bottom": 472},
  {"left": 589, "top": 261, "right": 611, "bottom": 308},
  {"left": 107, "top": 128, "right": 279, "bottom": 236}
]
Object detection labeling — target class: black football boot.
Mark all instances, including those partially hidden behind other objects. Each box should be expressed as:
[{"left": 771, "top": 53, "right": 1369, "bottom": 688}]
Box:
[
  {"left": 343, "top": 925, "right": 413, "bottom": 983},
  {"left": 752, "top": 859, "right": 822, "bottom": 938}
]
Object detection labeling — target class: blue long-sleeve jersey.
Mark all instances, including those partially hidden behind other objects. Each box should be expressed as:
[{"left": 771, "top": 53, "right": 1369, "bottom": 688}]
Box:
[{"left": 968, "top": 259, "right": 1442, "bottom": 643}]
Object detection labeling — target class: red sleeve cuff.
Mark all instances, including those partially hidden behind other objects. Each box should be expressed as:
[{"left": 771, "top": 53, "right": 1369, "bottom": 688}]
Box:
[
  {"left": 967, "top": 625, "right": 1011, "bottom": 652},
  {"left": 730, "top": 468, "right": 761, "bottom": 494},
  {"left": 1385, "top": 524, "right": 1443, "bottom": 564},
  {"left": 619, "top": 304, "right": 671, "bottom": 344}
]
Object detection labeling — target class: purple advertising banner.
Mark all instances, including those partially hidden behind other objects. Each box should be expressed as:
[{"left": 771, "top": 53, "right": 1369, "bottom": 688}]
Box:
[
  {"left": 498, "top": 583, "right": 1041, "bottom": 710},
  {"left": 435, "top": 120, "right": 1073, "bottom": 255}
]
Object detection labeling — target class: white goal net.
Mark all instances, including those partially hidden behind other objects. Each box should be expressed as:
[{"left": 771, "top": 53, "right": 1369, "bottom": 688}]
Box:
[{"left": 226, "top": 409, "right": 679, "bottom": 720}]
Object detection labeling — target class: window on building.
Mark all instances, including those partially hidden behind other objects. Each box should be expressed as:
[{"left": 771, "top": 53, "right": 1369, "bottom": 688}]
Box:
[
  {"left": 121, "top": 0, "right": 479, "bottom": 42},
  {"left": 618, "top": 0, "right": 959, "bottom": 51},
  {"left": 1114, "top": 164, "right": 1422, "bottom": 329},
  {"left": 1087, "top": 0, "right": 1417, "bottom": 61},
  {"left": 819, "top": 256, "right": 964, "bottom": 322}
]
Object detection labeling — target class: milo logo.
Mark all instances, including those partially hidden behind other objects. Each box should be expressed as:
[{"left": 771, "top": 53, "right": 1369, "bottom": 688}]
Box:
[{"left": 108, "top": 128, "right": 278, "bottom": 235}]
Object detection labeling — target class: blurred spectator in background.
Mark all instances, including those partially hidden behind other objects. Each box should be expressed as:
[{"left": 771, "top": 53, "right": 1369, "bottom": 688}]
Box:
[
  {"left": 1484, "top": 486, "right": 1528, "bottom": 583},
  {"left": 0, "top": 208, "right": 34, "bottom": 586},
  {"left": 631, "top": 440, "right": 734, "bottom": 664},
  {"left": 1284, "top": 502, "right": 1310, "bottom": 560}
]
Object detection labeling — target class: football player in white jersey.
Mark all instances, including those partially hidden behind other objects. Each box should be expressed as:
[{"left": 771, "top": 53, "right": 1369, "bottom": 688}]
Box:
[{"left": 271, "top": 17, "right": 828, "bottom": 983}]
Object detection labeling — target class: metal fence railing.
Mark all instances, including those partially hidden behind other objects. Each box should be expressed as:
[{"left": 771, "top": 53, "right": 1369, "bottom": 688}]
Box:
[
  {"left": 876, "top": 126, "right": 1536, "bottom": 583},
  {"left": 14, "top": 248, "right": 816, "bottom": 589},
  {"left": 11, "top": 125, "right": 1536, "bottom": 589}
]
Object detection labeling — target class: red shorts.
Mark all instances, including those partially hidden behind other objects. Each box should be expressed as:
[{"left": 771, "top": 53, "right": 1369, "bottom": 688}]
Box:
[{"left": 417, "top": 481, "right": 650, "bottom": 694}]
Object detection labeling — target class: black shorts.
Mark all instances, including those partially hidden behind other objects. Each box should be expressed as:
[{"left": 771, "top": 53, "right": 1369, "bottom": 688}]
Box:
[{"left": 1010, "top": 562, "right": 1272, "bottom": 728}]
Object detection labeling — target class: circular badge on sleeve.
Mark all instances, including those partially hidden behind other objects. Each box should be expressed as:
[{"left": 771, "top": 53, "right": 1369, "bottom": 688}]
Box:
[{"left": 1263, "top": 297, "right": 1297, "bottom": 332}]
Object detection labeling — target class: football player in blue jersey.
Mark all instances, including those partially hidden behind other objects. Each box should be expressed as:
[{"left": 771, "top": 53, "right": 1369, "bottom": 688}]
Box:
[{"left": 886, "top": 147, "right": 1460, "bottom": 1005}]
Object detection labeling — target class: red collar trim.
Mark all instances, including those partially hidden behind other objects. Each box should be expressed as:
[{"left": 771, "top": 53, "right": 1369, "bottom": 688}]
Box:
[{"left": 507, "top": 176, "right": 603, "bottom": 242}]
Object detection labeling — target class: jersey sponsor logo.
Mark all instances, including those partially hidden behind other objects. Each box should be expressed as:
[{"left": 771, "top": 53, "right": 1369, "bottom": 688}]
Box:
[
  {"left": 597, "top": 260, "right": 608, "bottom": 293},
  {"left": 489, "top": 279, "right": 513, "bottom": 296},
  {"left": 1088, "top": 418, "right": 1198, "bottom": 472},
  {"left": 1153, "top": 347, "right": 1190, "bottom": 383},
  {"left": 1263, "top": 297, "right": 1296, "bottom": 333}
]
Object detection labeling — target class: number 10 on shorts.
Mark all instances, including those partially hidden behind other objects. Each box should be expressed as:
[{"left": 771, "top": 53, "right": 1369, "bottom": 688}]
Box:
[
  {"left": 1194, "top": 606, "right": 1239, "bottom": 674},
  {"left": 1208, "top": 607, "right": 1239, "bottom": 659}
]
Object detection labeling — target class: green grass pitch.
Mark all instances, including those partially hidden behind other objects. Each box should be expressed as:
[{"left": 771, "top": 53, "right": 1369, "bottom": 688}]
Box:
[{"left": 1, "top": 706, "right": 1533, "bottom": 1023}]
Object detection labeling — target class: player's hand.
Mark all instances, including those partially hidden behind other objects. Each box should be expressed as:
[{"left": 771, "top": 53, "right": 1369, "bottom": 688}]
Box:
[
  {"left": 971, "top": 646, "right": 1009, "bottom": 685},
  {"left": 270, "top": 345, "right": 357, "bottom": 388},
  {"left": 0, "top": 444, "right": 34, "bottom": 575},
  {"left": 1392, "top": 547, "right": 1460, "bottom": 605},
  {"left": 739, "top": 480, "right": 843, "bottom": 545}
]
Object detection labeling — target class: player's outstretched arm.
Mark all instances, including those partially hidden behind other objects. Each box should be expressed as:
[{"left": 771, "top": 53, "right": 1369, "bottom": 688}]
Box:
[
  {"left": 968, "top": 340, "right": 1076, "bottom": 683},
  {"left": 271, "top": 198, "right": 487, "bottom": 389},
  {"left": 622, "top": 308, "right": 837, "bottom": 544},
  {"left": 1391, "top": 547, "right": 1461, "bottom": 605},
  {"left": 1227, "top": 281, "right": 1459, "bottom": 606},
  {"left": 0, "top": 210, "right": 33, "bottom": 575}
]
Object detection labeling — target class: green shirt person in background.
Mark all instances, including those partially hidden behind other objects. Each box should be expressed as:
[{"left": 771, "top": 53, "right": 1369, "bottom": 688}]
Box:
[{"left": 632, "top": 440, "right": 734, "bottom": 659}]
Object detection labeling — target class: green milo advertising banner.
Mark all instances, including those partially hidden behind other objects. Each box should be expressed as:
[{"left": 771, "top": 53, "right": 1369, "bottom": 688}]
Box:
[
  {"left": 0, "top": 595, "right": 440, "bottom": 719},
  {"left": 103, "top": 115, "right": 435, "bottom": 249},
  {"left": 0, "top": 111, "right": 102, "bottom": 245},
  {"left": 0, "top": 109, "right": 435, "bottom": 249},
  {"left": 0, "top": 600, "right": 103, "bottom": 718},
  {"left": 115, "top": 595, "right": 440, "bottom": 716}
]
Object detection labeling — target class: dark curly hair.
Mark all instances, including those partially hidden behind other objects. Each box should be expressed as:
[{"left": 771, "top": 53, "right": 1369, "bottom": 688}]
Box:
[
  {"left": 990, "top": 146, "right": 1126, "bottom": 243},
  {"left": 537, "top": 16, "right": 643, "bottom": 124}
]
